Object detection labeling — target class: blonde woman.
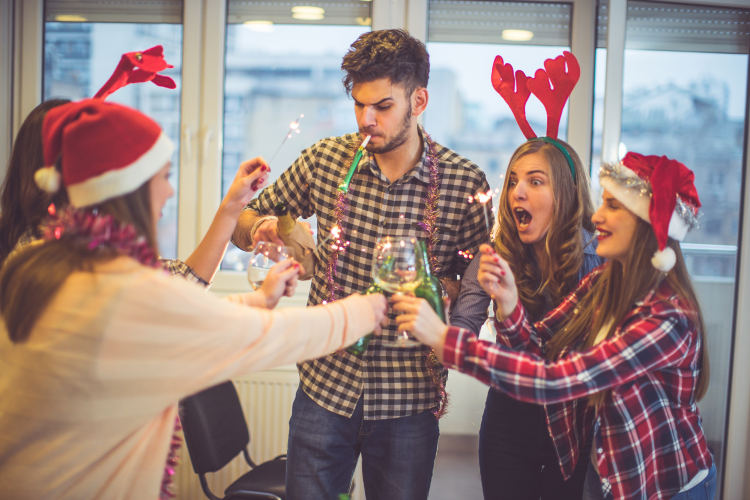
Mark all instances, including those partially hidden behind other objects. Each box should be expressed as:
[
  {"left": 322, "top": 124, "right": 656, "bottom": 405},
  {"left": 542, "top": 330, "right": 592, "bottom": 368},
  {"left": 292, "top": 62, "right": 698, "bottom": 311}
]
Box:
[{"left": 0, "top": 100, "right": 387, "bottom": 500}]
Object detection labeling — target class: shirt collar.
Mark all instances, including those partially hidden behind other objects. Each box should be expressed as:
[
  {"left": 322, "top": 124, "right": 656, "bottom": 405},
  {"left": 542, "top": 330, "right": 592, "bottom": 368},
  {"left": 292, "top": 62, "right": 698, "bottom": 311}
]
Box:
[{"left": 358, "top": 126, "right": 432, "bottom": 186}]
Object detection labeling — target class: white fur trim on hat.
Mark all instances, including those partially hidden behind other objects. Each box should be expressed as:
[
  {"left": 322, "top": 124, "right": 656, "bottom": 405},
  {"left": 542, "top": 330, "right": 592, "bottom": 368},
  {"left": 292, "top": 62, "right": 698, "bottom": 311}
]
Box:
[
  {"left": 651, "top": 247, "right": 676, "bottom": 272},
  {"left": 67, "top": 132, "right": 174, "bottom": 207},
  {"left": 599, "top": 163, "right": 688, "bottom": 243},
  {"left": 34, "top": 166, "right": 62, "bottom": 193}
]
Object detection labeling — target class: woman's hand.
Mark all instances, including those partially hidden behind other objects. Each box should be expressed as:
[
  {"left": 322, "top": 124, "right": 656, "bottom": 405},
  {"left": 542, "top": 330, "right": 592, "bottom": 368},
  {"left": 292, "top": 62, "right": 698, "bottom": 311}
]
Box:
[
  {"left": 392, "top": 295, "right": 449, "bottom": 357},
  {"left": 221, "top": 157, "right": 270, "bottom": 217},
  {"left": 364, "top": 293, "right": 389, "bottom": 335},
  {"left": 260, "top": 258, "right": 304, "bottom": 309},
  {"left": 477, "top": 244, "right": 518, "bottom": 321}
]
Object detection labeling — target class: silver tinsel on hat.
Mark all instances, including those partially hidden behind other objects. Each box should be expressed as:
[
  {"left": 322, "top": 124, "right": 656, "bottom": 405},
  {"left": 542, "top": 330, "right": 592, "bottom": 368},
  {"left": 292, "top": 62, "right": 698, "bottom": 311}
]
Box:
[{"left": 599, "top": 162, "right": 701, "bottom": 231}]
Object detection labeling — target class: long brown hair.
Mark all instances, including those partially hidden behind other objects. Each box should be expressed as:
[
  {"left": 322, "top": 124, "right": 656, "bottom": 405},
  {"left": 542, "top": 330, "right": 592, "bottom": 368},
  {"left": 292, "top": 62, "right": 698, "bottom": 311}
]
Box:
[
  {"left": 0, "top": 99, "right": 71, "bottom": 264},
  {"left": 545, "top": 218, "right": 710, "bottom": 405},
  {"left": 0, "top": 182, "right": 157, "bottom": 343},
  {"left": 493, "top": 139, "right": 596, "bottom": 320}
]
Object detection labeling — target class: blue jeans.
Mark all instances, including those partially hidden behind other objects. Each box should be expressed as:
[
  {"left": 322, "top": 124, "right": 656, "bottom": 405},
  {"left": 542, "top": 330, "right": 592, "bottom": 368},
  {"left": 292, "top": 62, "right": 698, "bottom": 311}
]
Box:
[
  {"left": 582, "top": 461, "right": 717, "bottom": 500},
  {"left": 286, "top": 385, "right": 440, "bottom": 500}
]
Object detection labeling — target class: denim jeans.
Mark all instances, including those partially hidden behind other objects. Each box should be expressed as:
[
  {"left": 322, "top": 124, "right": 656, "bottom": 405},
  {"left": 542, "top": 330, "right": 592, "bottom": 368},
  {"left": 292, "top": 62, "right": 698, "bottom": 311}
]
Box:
[
  {"left": 478, "top": 389, "right": 591, "bottom": 500},
  {"left": 285, "top": 385, "right": 440, "bottom": 500},
  {"left": 582, "top": 461, "right": 717, "bottom": 500}
]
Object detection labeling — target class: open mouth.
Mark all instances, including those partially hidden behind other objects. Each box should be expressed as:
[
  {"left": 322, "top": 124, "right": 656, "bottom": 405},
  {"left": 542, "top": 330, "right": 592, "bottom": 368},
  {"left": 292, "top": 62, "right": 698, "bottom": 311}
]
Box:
[
  {"left": 514, "top": 207, "right": 532, "bottom": 230},
  {"left": 596, "top": 227, "right": 612, "bottom": 240}
]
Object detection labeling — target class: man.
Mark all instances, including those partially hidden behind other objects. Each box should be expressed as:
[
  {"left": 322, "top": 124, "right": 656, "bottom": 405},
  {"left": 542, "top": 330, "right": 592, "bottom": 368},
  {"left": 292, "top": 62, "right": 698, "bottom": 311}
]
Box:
[{"left": 232, "top": 29, "right": 490, "bottom": 500}]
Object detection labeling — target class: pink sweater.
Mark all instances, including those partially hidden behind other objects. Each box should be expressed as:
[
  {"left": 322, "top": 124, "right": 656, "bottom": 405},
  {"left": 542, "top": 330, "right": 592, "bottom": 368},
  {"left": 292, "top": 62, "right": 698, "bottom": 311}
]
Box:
[{"left": 0, "top": 257, "right": 376, "bottom": 499}]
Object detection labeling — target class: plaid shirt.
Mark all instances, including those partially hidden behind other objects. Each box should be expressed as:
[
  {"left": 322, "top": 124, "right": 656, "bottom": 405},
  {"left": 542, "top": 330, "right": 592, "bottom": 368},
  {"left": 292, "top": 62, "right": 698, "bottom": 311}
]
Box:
[
  {"left": 247, "top": 129, "right": 490, "bottom": 419},
  {"left": 443, "top": 265, "right": 712, "bottom": 500}
]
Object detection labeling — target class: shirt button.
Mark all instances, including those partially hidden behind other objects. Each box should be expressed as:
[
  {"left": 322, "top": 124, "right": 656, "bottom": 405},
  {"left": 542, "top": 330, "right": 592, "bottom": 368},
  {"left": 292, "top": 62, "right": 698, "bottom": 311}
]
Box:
[
  {"left": 602, "top": 478, "right": 609, "bottom": 485},
  {"left": 598, "top": 448, "right": 603, "bottom": 454},
  {"left": 381, "top": 220, "right": 387, "bottom": 226}
]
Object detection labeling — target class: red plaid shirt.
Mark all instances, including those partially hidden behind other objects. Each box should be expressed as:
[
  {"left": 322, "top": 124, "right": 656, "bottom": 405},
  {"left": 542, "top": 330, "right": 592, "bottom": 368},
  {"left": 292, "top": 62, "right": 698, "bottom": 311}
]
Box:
[{"left": 443, "top": 265, "right": 712, "bottom": 500}]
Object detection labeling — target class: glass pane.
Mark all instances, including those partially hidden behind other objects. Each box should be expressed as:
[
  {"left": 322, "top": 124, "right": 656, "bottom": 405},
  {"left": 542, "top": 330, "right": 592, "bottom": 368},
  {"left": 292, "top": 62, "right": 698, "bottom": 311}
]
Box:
[
  {"left": 43, "top": 21, "right": 183, "bottom": 259},
  {"left": 221, "top": 23, "right": 370, "bottom": 270},
  {"left": 425, "top": 0, "right": 572, "bottom": 197},
  {"left": 619, "top": 3, "right": 750, "bottom": 494}
]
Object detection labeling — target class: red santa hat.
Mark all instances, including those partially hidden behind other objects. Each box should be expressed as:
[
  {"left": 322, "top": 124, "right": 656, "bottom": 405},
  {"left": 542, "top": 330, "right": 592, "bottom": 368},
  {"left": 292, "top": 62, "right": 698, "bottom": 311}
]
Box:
[
  {"left": 34, "top": 99, "right": 174, "bottom": 207},
  {"left": 599, "top": 152, "right": 701, "bottom": 272}
]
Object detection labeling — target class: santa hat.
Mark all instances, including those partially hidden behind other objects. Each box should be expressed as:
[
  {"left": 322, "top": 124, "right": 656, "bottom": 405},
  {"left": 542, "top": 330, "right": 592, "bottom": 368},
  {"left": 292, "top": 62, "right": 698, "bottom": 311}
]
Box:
[
  {"left": 34, "top": 99, "right": 173, "bottom": 208},
  {"left": 599, "top": 152, "right": 701, "bottom": 272}
]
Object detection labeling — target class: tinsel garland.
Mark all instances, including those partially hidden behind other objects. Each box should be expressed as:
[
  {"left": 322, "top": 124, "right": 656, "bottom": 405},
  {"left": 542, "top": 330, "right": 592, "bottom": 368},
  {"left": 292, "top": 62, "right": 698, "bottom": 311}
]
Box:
[
  {"left": 40, "top": 205, "right": 160, "bottom": 267},
  {"left": 324, "top": 132, "right": 449, "bottom": 420},
  {"left": 40, "top": 206, "right": 182, "bottom": 499}
]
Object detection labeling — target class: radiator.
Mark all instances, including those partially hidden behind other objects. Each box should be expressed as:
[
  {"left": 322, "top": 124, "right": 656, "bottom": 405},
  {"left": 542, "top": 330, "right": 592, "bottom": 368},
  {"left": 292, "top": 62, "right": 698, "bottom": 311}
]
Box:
[{"left": 173, "top": 367, "right": 299, "bottom": 500}]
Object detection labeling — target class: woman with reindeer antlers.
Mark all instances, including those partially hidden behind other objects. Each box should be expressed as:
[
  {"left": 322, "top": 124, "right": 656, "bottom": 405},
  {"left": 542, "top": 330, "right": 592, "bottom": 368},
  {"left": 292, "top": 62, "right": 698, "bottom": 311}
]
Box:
[{"left": 444, "top": 51, "right": 602, "bottom": 499}]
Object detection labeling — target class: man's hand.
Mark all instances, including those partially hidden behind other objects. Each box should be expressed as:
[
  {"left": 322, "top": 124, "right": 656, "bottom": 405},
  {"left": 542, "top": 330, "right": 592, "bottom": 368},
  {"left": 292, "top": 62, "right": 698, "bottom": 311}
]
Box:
[
  {"left": 440, "top": 278, "right": 461, "bottom": 305},
  {"left": 254, "top": 219, "right": 284, "bottom": 246}
]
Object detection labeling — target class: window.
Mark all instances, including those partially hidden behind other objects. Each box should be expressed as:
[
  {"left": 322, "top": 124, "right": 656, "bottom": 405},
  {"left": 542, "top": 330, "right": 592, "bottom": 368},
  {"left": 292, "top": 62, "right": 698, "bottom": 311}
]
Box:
[
  {"left": 43, "top": 7, "right": 183, "bottom": 258},
  {"left": 425, "top": 1, "right": 572, "bottom": 193},
  {"left": 221, "top": 1, "right": 371, "bottom": 270},
  {"left": 596, "top": 2, "right": 750, "bottom": 492}
]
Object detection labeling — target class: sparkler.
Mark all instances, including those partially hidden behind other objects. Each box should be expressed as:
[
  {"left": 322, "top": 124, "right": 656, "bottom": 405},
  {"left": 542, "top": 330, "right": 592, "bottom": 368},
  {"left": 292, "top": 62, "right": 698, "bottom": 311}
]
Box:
[
  {"left": 268, "top": 114, "right": 304, "bottom": 165},
  {"left": 468, "top": 188, "right": 498, "bottom": 235}
]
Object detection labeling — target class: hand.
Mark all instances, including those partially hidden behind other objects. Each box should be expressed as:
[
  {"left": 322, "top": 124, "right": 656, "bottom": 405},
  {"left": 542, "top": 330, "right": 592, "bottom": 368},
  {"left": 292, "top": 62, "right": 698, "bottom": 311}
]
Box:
[
  {"left": 392, "top": 295, "right": 449, "bottom": 356},
  {"left": 260, "top": 258, "right": 302, "bottom": 309},
  {"left": 222, "top": 157, "right": 270, "bottom": 215},
  {"left": 477, "top": 244, "right": 518, "bottom": 320},
  {"left": 364, "top": 293, "right": 389, "bottom": 335},
  {"left": 254, "top": 219, "right": 284, "bottom": 246}
]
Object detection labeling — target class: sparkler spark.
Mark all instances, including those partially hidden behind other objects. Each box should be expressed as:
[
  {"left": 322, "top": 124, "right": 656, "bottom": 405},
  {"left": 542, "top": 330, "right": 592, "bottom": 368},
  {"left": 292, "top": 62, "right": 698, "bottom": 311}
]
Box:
[{"left": 269, "top": 114, "right": 304, "bottom": 165}]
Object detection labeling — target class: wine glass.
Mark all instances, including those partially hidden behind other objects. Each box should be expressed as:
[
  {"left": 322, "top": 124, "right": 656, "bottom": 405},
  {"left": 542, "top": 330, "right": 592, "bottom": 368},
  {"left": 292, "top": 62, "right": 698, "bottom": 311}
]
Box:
[
  {"left": 373, "top": 236, "right": 422, "bottom": 347},
  {"left": 247, "top": 242, "right": 291, "bottom": 290}
]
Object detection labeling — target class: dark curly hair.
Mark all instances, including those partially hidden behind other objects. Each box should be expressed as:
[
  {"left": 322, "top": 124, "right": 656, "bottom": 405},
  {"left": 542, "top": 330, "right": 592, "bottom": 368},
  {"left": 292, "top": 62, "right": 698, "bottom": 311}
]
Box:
[{"left": 341, "top": 29, "right": 429, "bottom": 98}]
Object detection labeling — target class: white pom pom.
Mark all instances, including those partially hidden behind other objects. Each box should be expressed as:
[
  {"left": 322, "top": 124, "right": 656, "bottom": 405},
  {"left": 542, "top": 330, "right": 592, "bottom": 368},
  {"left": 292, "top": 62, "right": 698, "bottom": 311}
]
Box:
[
  {"left": 651, "top": 247, "right": 676, "bottom": 272},
  {"left": 34, "top": 166, "right": 61, "bottom": 193}
]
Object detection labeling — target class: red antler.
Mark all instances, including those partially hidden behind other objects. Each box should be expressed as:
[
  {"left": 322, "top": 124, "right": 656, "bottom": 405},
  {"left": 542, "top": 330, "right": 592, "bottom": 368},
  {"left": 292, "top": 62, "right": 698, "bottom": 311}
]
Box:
[
  {"left": 94, "top": 45, "right": 176, "bottom": 100},
  {"left": 526, "top": 51, "right": 580, "bottom": 139},
  {"left": 491, "top": 55, "right": 536, "bottom": 140}
]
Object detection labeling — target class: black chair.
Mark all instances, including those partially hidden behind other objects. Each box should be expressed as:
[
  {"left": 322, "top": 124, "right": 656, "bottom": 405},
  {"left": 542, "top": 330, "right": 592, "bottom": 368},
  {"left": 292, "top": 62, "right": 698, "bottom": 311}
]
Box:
[{"left": 179, "top": 381, "right": 286, "bottom": 500}]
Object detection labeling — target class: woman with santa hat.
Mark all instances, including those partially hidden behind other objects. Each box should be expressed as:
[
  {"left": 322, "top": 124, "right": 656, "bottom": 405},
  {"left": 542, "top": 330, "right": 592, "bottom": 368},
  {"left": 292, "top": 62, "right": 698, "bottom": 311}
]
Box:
[
  {"left": 393, "top": 151, "right": 715, "bottom": 500},
  {"left": 0, "top": 99, "right": 387, "bottom": 499}
]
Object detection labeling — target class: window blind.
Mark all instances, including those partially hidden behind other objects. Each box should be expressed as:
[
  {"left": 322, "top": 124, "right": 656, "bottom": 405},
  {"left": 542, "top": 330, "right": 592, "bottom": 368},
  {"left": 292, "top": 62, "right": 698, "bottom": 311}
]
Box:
[
  {"left": 227, "top": 0, "right": 372, "bottom": 26},
  {"left": 597, "top": 0, "right": 750, "bottom": 55},
  {"left": 45, "top": 0, "right": 182, "bottom": 23},
  {"left": 427, "top": 1, "right": 571, "bottom": 46}
]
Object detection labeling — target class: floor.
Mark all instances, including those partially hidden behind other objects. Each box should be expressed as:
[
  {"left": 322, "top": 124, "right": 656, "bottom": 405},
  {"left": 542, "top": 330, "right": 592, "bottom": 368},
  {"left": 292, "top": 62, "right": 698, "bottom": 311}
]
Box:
[{"left": 430, "top": 434, "right": 483, "bottom": 500}]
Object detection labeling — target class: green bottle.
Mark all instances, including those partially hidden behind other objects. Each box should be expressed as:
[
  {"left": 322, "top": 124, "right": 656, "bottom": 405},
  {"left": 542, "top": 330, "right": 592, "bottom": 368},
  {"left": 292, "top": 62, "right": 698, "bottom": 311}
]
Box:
[
  {"left": 345, "top": 256, "right": 394, "bottom": 355},
  {"left": 414, "top": 240, "right": 446, "bottom": 321}
]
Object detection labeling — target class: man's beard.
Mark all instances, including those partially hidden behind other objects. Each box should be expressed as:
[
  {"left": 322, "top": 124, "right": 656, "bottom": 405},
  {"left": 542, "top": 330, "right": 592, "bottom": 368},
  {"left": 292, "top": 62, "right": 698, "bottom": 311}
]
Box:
[{"left": 362, "top": 103, "right": 413, "bottom": 155}]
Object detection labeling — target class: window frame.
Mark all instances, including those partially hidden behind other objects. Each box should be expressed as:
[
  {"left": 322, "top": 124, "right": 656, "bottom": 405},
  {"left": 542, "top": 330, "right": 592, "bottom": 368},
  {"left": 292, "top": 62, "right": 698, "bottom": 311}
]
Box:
[{"left": 3, "top": 1, "right": 750, "bottom": 497}]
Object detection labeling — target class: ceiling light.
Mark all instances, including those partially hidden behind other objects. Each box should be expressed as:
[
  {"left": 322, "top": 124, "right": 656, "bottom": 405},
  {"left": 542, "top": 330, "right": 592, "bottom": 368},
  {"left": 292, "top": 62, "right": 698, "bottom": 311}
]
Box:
[
  {"left": 501, "top": 29, "right": 534, "bottom": 42},
  {"left": 55, "top": 15, "right": 87, "bottom": 22},
  {"left": 291, "top": 6, "right": 325, "bottom": 20},
  {"left": 244, "top": 20, "right": 274, "bottom": 32}
]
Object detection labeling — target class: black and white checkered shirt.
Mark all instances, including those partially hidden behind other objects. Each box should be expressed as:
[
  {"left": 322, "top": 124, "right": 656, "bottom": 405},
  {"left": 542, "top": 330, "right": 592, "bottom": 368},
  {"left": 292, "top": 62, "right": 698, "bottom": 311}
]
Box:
[{"left": 247, "top": 129, "right": 490, "bottom": 420}]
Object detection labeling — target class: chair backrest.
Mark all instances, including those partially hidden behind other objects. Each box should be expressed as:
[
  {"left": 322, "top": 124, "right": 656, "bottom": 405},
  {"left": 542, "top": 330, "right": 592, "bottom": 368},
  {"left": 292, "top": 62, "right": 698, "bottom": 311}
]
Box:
[{"left": 180, "top": 381, "right": 251, "bottom": 474}]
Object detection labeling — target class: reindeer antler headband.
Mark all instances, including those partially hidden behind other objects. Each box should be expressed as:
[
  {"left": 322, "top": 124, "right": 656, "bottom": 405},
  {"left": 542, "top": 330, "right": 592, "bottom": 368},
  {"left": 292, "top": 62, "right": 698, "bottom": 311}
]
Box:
[{"left": 491, "top": 51, "right": 580, "bottom": 184}]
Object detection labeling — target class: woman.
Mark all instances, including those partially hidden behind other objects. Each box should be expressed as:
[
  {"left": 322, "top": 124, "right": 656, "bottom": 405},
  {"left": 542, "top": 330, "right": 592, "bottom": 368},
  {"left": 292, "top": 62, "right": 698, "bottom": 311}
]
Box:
[
  {"left": 395, "top": 152, "right": 714, "bottom": 500},
  {"left": 0, "top": 100, "right": 387, "bottom": 499},
  {"left": 449, "top": 52, "right": 602, "bottom": 499}
]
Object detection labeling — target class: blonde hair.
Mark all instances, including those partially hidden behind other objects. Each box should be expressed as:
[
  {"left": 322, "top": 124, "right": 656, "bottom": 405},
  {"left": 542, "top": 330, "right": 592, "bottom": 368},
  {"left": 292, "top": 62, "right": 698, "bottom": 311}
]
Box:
[{"left": 493, "top": 139, "right": 596, "bottom": 320}]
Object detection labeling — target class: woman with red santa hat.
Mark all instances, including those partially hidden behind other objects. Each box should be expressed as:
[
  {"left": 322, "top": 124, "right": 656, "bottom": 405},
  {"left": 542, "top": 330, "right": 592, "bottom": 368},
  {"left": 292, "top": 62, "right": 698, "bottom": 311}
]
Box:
[
  {"left": 394, "top": 151, "right": 715, "bottom": 500},
  {"left": 0, "top": 99, "right": 387, "bottom": 500}
]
